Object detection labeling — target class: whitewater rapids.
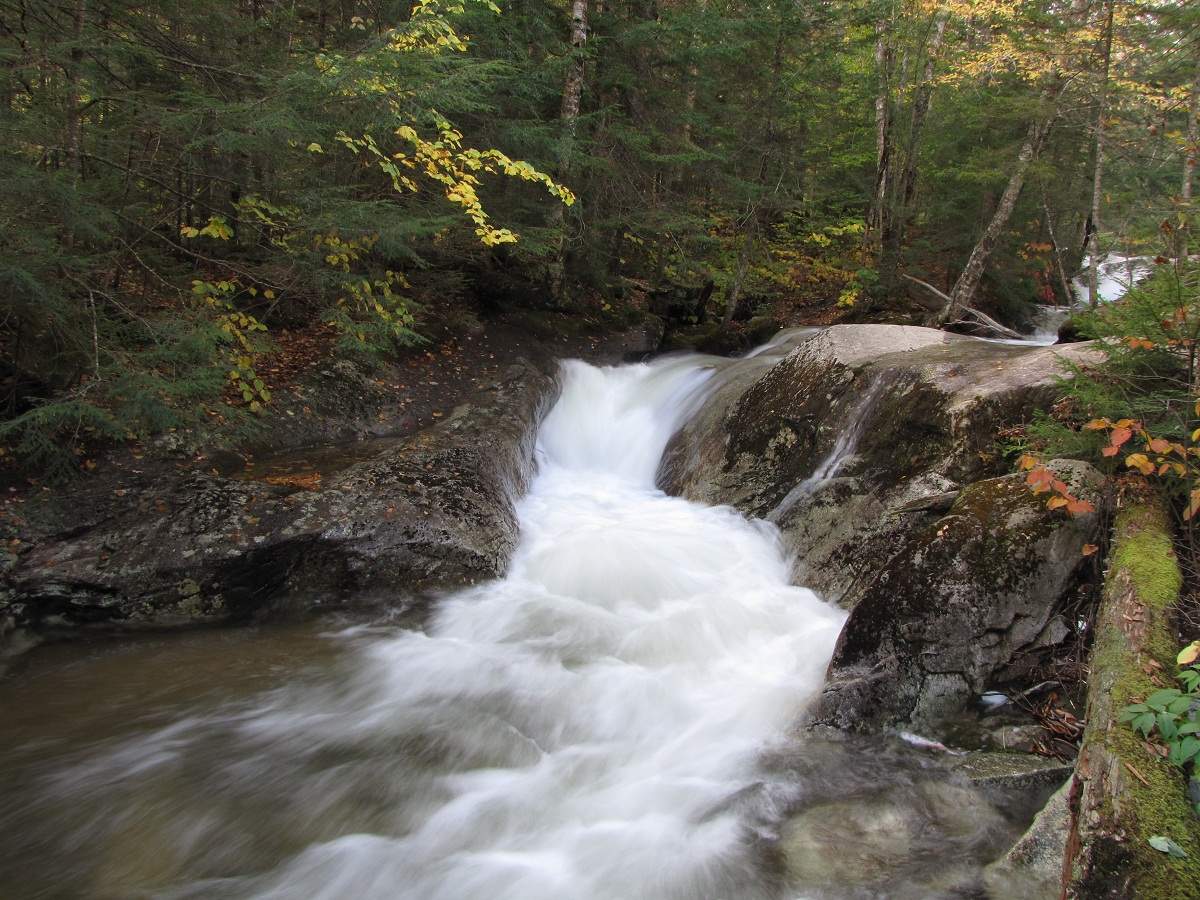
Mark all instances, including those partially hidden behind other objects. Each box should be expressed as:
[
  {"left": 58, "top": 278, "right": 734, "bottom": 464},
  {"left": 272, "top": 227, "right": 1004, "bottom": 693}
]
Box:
[
  {"left": 1, "top": 355, "right": 851, "bottom": 899},
  {"left": 221, "top": 357, "right": 847, "bottom": 899}
]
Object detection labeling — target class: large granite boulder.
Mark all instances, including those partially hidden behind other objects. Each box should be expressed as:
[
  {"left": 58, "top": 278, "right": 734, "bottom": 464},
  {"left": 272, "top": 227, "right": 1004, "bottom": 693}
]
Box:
[
  {"left": 805, "top": 458, "right": 1106, "bottom": 733},
  {"left": 1, "top": 360, "right": 556, "bottom": 648},
  {"left": 660, "top": 323, "right": 1102, "bottom": 607}
]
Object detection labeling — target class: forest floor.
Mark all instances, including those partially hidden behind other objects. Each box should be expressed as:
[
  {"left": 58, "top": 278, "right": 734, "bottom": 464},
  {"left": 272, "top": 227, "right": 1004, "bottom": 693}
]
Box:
[
  {"left": 1, "top": 288, "right": 849, "bottom": 524},
  {"left": 0, "top": 304, "right": 659, "bottom": 522}
]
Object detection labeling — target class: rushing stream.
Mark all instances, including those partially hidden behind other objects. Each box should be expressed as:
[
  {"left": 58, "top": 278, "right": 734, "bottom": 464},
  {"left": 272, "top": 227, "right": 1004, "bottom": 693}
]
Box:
[{"left": 0, "top": 353, "right": 1035, "bottom": 899}]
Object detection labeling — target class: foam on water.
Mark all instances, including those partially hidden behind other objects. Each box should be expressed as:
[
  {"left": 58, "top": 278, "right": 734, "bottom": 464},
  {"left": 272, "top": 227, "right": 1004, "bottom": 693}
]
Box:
[{"left": 78, "top": 355, "right": 847, "bottom": 899}]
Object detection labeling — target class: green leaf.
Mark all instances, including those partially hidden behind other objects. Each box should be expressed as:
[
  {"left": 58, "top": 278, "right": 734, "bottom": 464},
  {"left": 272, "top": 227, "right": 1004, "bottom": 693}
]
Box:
[
  {"left": 1147, "top": 689, "right": 1182, "bottom": 712},
  {"left": 1133, "top": 712, "right": 1156, "bottom": 737},
  {"left": 1148, "top": 835, "right": 1188, "bottom": 858},
  {"left": 1167, "top": 696, "right": 1195, "bottom": 715},
  {"left": 1177, "top": 736, "right": 1200, "bottom": 765},
  {"left": 1158, "top": 712, "right": 1179, "bottom": 741}
]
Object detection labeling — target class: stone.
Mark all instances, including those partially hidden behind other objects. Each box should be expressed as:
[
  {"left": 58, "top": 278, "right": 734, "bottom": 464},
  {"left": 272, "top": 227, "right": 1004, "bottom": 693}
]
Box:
[
  {"left": 984, "top": 781, "right": 1072, "bottom": 900},
  {"left": 805, "top": 459, "right": 1106, "bottom": 733},
  {"left": 660, "top": 323, "right": 1102, "bottom": 607},
  {"left": 1, "top": 359, "right": 557, "bottom": 647},
  {"left": 779, "top": 778, "right": 1010, "bottom": 897},
  {"left": 952, "top": 751, "right": 1074, "bottom": 806},
  {"left": 982, "top": 723, "right": 1053, "bottom": 754}
]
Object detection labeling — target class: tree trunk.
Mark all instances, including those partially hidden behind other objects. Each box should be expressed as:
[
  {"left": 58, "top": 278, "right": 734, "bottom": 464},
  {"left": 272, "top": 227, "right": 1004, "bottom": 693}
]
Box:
[
  {"left": 880, "top": 9, "right": 948, "bottom": 286},
  {"left": 64, "top": 0, "right": 86, "bottom": 181},
  {"left": 867, "top": 16, "right": 891, "bottom": 254},
  {"left": 895, "top": 10, "right": 948, "bottom": 220},
  {"left": 1177, "top": 64, "right": 1198, "bottom": 265},
  {"left": 1063, "top": 499, "right": 1198, "bottom": 896},
  {"left": 682, "top": 0, "right": 707, "bottom": 147},
  {"left": 548, "top": 0, "right": 590, "bottom": 301},
  {"left": 939, "top": 111, "right": 1055, "bottom": 324},
  {"left": 1044, "top": 197, "right": 1074, "bottom": 305},
  {"left": 1086, "top": 0, "right": 1114, "bottom": 309},
  {"left": 722, "top": 228, "right": 754, "bottom": 327}
]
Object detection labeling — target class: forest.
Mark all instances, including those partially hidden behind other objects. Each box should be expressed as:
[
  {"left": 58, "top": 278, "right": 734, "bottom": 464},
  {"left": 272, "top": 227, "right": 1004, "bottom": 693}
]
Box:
[
  {"left": 0, "top": 0, "right": 1196, "bottom": 474},
  {"left": 4, "top": 2, "right": 1200, "bottom": 897}
]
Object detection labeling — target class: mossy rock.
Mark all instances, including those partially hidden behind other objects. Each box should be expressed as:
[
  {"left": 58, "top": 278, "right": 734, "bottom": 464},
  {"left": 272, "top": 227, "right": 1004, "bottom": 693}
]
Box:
[{"left": 806, "top": 459, "right": 1106, "bottom": 734}]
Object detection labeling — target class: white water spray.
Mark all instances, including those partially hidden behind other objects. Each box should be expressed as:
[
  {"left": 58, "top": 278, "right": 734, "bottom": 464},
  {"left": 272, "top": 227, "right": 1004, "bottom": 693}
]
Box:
[
  {"left": 97, "top": 356, "right": 845, "bottom": 900},
  {"left": 768, "top": 375, "right": 891, "bottom": 523}
]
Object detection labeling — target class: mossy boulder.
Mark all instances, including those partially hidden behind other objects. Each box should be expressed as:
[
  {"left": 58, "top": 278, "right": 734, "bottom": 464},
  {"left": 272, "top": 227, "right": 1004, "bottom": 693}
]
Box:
[
  {"left": 1064, "top": 500, "right": 1200, "bottom": 899},
  {"left": 804, "top": 459, "right": 1106, "bottom": 734}
]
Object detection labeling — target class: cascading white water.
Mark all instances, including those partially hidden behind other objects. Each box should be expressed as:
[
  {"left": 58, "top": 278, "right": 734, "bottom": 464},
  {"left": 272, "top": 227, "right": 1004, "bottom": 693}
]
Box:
[
  {"left": 9, "top": 356, "right": 846, "bottom": 900},
  {"left": 225, "top": 357, "right": 846, "bottom": 900},
  {"left": 1071, "top": 253, "right": 1154, "bottom": 305},
  {"left": 767, "top": 375, "right": 892, "bottom": 522}
]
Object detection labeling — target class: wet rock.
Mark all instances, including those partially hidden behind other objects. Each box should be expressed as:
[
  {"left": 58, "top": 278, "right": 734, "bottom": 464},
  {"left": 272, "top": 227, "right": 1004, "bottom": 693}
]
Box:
[
  {"left": 205, "top": 449, "right": 247, "bottom": 477},
  {"left": 660, "top": 324, "right": 1102, "bottom": 607},
  {"left": 2, "top": 360, "right": 557, "bottom": 646},
  {"left": 805, "top": 459, "right": 1105, "bottom": 733},
  {"left": 981, "top": 723, "right": 1053, "bottom": 754},
  {"left": 952, "top": 751, "right": 1074, "bottom": 806},
  {"left": 779, "top": 779, "right": 1009, "bottom": 898},
  {"left": 984, "top": 781, "right": 1071, "bottom": 900}
]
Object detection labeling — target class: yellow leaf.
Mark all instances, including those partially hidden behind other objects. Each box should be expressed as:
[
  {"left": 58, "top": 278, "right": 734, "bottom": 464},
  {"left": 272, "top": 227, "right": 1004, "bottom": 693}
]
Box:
[
  {"left": 1178, "top": 641, "right": 1200, "bottom": 666},
  {"left": 1124, "top": 453, "right": 1155, "bottom": 475}
]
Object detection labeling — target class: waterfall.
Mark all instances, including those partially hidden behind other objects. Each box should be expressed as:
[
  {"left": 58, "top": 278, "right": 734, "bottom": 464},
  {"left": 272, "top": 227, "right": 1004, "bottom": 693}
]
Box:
[
  {"left": 231, "top": 358, "right": 846, "bottom": 899},
  {"left": 768, "top": 375, "right": 891, "bottom": 523},
  {"left": 13, "top": 356, "right": 846, "bottom": 900},
  {"left": 1070, "top": 253, "right": 1155, "bottom": 305}
]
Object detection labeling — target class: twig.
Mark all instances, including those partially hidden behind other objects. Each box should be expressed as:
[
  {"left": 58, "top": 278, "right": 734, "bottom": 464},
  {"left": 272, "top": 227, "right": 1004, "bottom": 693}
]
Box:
[{"left": 1123, "top": 761, "right": 1150, "bottom": 787}]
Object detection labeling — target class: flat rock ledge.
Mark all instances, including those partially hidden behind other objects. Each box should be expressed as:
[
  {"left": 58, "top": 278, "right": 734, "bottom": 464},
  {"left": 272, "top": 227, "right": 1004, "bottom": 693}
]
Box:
[{"left": 1, "top": 359, "right": 557, "bottom": 652}]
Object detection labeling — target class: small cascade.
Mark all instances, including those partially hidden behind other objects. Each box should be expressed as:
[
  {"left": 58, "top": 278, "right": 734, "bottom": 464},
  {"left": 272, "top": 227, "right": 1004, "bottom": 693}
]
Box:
[
  {"left": 1071, "top": 253, "right": 1155, "bottom": 305},
  {"left": 768, "top": 374, "right": 892, "bottom": 523},
  {"left": 1025, "top": 304, "right": 1070, "bottom": 345},
  {"left": 0, "top": 354, "right": 850, "bottom": 900}
]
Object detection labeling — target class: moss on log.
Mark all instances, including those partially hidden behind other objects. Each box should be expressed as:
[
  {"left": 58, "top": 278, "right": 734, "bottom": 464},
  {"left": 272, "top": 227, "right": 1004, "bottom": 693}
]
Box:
[{"left": 1064, "top": 499, "right": 1199, "bottom": 899}]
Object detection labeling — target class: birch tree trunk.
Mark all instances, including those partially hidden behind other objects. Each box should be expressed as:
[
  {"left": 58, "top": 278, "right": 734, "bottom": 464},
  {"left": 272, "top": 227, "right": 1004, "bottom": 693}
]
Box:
[
  {"left": 939, "top": 112, "right": 1055, "bottom": 324},
  {"left": 1177, "top": 64, "right": 1198, "bottom": 265},
  {"left": 1086, "top": 0, "right": 1114, "bottom": 309},
  {"left": 548, "top": 0, "right": 589, "bottom": 301},
  {"left": 867, "top": 16, "right": 891, "bottom": 254}
]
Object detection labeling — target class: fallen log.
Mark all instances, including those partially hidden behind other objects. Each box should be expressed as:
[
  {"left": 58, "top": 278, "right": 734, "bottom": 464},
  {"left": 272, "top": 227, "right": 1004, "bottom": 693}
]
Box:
[
  {"left": 900, "top": 274, "right": 1027, "bottom": 341},
  {"left": 953, "top": 306, "right": 1028, "bottom": 342},
  {"left": 1063, "top": 498, "right": 1199, "bottom": 898}
]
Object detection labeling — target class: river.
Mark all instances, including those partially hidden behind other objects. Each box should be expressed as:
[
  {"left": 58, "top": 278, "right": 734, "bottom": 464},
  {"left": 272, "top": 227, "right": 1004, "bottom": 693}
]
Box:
[{"left": 0, "top": 353, "right": 1031, "bottom": 899}]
